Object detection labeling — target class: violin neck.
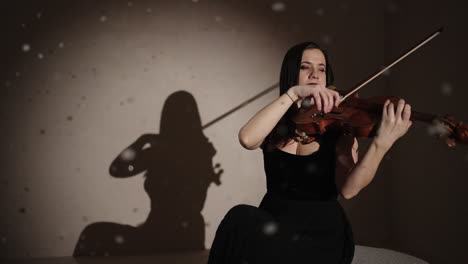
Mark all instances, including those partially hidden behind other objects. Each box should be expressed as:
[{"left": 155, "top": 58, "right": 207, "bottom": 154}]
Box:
[{"left": 411, "top": 110, "right": 438, "bottom": 124}]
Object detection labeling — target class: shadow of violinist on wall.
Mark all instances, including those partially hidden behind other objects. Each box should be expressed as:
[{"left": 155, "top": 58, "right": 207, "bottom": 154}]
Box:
[{"left": 73, "top": 90, "right": 223, "bottom": 257}]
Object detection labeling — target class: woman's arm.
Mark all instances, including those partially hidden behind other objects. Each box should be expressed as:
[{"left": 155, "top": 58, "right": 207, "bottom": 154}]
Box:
[
  {"left": 336, "top": 98, "right": 412, "bottom": 199},
  {"left": 336, "top": 137, "right": 388, "bottom": 199},
  {"left": 335, "top": 134, "right": 359, "bottom": 196},
  {"left": 238, "top": 92, "right": 295, "bottom": 150},
  {"left": 239, "top": 85, "right": 341, "bottom": 150}
]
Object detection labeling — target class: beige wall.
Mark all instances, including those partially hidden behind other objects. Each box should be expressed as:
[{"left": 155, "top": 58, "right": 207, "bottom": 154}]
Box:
[{"left": 1, "top": 0, "right": 466, "bottom": 262}]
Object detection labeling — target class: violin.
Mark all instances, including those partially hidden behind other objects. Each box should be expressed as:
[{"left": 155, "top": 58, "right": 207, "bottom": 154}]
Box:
[
  {"left": 291, "top": 88, "right": 468, "bottom": 147},
  {"left": 203, "top": 27, "right": 468, "bottom": 148},
  {"left": 290, "top": 27, "right": 468, "bottom": 148}
]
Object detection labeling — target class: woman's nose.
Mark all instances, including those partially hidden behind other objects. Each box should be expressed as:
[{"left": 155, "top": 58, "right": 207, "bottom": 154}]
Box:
[{"left": 309, "top": 70, "right": 318, "bottom": 79}]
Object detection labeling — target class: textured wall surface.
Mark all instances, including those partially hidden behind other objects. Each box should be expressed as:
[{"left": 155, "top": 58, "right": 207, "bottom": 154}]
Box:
[{"left": 1, "top": 0, "right": 466, "bottom": 263}]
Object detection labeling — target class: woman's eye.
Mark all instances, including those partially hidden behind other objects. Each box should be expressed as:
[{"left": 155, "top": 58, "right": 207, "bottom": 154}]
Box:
[
  {"left": 300, "top": 66, "right": 309, "bottom": 70},
  {"left": 320, "top": 68, "right": 325, "bottom": 72}
]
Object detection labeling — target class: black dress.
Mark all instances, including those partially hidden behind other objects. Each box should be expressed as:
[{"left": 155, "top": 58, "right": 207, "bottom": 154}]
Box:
[{"left": 207, "top": 131, "right": 354, "bottom": 264}]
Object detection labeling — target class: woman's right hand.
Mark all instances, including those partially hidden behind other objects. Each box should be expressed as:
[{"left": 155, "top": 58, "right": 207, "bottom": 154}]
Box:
[
  {"left": 288, "top": 84, "right": 341, "bottom": 113},
  {"left": 374, "top": 99, "right": 413, "bottom": 150}
]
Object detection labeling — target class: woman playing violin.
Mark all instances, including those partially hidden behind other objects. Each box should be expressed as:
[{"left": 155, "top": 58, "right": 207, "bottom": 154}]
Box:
[{"left": 207, "top": 42, "right": 413, "bottom": 264}]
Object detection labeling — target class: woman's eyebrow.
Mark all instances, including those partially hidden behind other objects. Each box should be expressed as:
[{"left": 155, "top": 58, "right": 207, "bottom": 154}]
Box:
[{"left": 301, "top": 61, "right": 326, "bottom": 66}]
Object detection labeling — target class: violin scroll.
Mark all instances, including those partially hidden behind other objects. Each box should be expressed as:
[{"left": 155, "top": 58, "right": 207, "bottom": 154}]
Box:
[{"left": 433, "top": 115, "right": 468, "bottom": 147}]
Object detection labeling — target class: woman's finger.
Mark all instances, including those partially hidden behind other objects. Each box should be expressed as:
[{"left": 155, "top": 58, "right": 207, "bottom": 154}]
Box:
[
  {"left": 332, "top": 91, "right": 341, "bottom": 107},
  {"left": 402, "top": 103, "right": 411, "bottom": 121},
  {"left": 310, "top": 97, "right": 315, "bottom": 106},
  {"left": 395, "top": 99, "right": 405, "bottom": 121},
  {"left": 313, "top": 91, "right": 322, "bottom": 111},
  {"left": 387, "top": 100, "right": 395, "bottom": 121},
  {"left": 320, "top": 90, "right": 330, "bottom": 113},
  {"left": 326, "top": 91, "right": 334, "bottom": 112},
  {"left": 382, "top": 99, "right": 389, "bottom": 118}
]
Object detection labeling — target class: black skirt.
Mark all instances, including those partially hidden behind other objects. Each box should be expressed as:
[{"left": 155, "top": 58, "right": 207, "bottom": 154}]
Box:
[{"left": 207, "top": 192, "right": 354, "bottom": 264}]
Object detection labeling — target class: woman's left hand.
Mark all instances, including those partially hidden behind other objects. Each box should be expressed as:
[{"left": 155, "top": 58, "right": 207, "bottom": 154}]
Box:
[{"left": 374, "top": 98, "right": 413, "bottom": 150}]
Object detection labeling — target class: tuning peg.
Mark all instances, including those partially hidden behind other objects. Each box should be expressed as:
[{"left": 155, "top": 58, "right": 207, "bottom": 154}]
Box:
[{"left": 445, "top": 137, "right": 456, "bottom": 147}]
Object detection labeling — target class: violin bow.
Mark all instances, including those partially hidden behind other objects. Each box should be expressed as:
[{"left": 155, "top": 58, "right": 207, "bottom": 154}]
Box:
[
  {"left": 341, "top": 26, "right": 445, "bottom": 101},
  {"left": 202, "top": 27, "right": 445, "bottom": 130},
  {"left": 202, "top": 83, "right": 278, "bottom": 129}
]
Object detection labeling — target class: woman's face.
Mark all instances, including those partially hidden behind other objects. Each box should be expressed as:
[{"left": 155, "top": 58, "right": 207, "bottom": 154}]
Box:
[{"left": 298, "top": 48, "right": 327, "bottom": 87}]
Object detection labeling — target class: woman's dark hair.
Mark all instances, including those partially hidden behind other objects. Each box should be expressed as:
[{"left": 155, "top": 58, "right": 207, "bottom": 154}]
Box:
[{"left": 263, "top": 42, "right": 334, "bottom": 150}]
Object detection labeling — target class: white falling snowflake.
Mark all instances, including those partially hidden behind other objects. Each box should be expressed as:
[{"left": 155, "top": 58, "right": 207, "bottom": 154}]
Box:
[
  {"left": 320, "top": 35, "right": 332, "bottom": 44},
  {"left": 126, "top": 97, "right": 135, "bottom": 104},
  {"left": 292, "top": 234, "right": 299, "bottom": 241},
  {"left": 16, "top": 72, "right": 21, "bottom": 78},
  {"left": 386, "top": 2, "right": 398, "bottom": 13},
  {"left": 382, "top": 68, "right": 391, "bottom": 77},
  {"left": 120, "top": 148, "right": 136, "bottom": 161},
  {"left": 146, "top": 8, "right": 152, "bottom": 13},
  {"left": 337, "top": 154, "right": 349, "bottom": 166},
  {"left": 114, "top": 235, "right": 125, "bottom": 244},
  {"left": 38, "top": 53, "right": 44, "bottom": 59},
  {"left": 427, "top": 121, "right": 449, "bottom": 137},
  {"left": 110, "top": 165, "right": 117, "bottom": 174},
  {"left": 22, "top": 43, "right": 31, "bottom": 52},
  {"left": 53, "top": 72, "right": 62, "bottom": 81},
  {"left": 181, "top": 221, "right": 189, "bottom": 228},
  {"left": 128, "top": 1, "right": 133, "bottom": 7},
  {"left": 100, "top": 16, "right": 108, "bottom": 22},
  {"left": 276, "top": 123, "right": 288, "bottom": 136},
  {"left": 58, "top": 42, "right": 65, "bottom": 48},
  {"left": 440, "top": 82, "right": 453, "bottom": 96},
  {"left": 278, "top": 161, "right": 285, "bottom": 169},
  {"left": 214, "top": 16, "right": 223, "bottom": 22},
  {"left": 36, "top": 12, "right": 42, "bottom": 19},
  {"left": 271, "top": 2, "right": 286, "bottom": 12},
  {"left": 316, "top": 8, "right": 325, "bottom": 16},
  {"left": 192, "top": 0, "right": 199, "bottom": 2},
  {"left": 305, "top": 163, "right": 317, "bottom": 174},
  {"left": 262, "top": 221, "right": 278, "bottom": 235}
]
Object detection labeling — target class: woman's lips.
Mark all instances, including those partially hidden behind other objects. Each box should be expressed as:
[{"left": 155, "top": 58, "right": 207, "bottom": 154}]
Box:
[{"left": 308, "top": 83, "right": 318, "bottom": 85}]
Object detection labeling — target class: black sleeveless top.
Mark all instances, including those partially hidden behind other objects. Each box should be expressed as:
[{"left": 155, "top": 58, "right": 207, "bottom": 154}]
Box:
[
  {"left": 208, "top": 131, "right": 355, "bottom": 264},
  {"left": 262, "top": 131, "right": 340, "bottom": 201}
]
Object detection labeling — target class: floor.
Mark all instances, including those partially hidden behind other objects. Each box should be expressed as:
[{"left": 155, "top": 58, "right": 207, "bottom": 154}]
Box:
[{"left": 2, "top": 246, "right": 429, "bottom": 264}]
